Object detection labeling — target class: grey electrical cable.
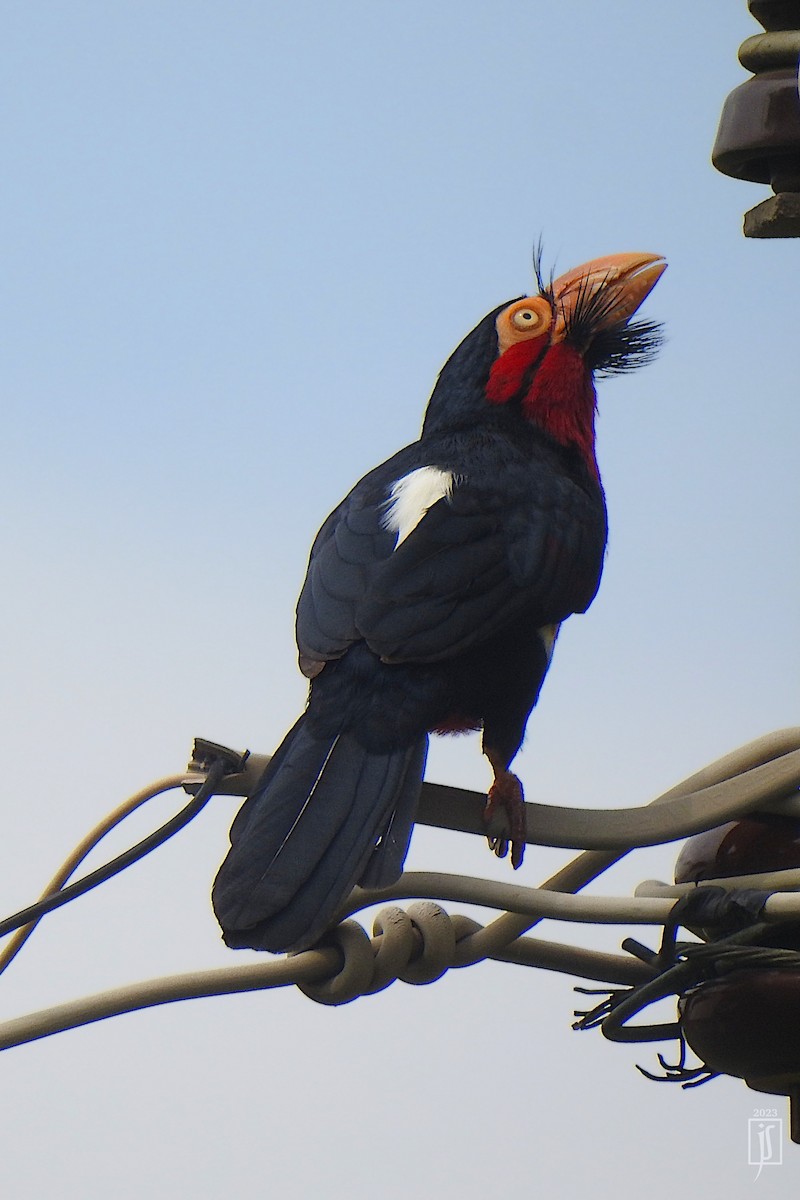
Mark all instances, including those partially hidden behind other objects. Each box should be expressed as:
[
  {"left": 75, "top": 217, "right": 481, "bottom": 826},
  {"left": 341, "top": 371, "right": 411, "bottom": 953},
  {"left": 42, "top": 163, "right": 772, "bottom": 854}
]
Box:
[
  {"left": 0, "top": 762, "right": 227, "bottom": 947},
  {"left": 0, "top": 728, "right": 798, "bottom": 1053},
  {"left": 0, "top": 775, "right": 188, "bottom": 978}
]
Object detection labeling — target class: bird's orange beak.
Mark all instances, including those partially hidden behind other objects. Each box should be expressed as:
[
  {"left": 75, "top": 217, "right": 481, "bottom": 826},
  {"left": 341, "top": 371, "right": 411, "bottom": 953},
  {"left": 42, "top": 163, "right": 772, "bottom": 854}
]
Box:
[{"left": 550, "top": 252, "right": 666, "bottom": 342}]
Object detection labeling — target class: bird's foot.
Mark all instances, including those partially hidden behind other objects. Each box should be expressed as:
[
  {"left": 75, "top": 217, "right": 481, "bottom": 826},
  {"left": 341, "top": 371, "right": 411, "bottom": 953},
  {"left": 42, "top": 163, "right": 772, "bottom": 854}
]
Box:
[{"left": 483, "top": 769, "right": 526, "bottom": 869}]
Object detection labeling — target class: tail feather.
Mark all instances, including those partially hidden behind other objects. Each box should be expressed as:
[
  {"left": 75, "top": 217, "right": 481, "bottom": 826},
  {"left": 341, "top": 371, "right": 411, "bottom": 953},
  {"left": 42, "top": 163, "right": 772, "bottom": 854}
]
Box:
[
  {"left": 358, "top": 734, "right": 427, "bottom": 889},
  {"left": 212, "top": 715, "right": 427, "bottom": 952}
]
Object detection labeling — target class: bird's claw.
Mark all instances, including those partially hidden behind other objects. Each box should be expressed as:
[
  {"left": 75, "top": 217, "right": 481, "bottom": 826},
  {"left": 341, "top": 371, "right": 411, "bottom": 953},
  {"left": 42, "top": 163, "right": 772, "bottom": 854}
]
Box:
[
  {"left": 483, "top": 771, "right": 526, "bottom": 869},
  {"left": 487, "top": 831, "right": 509, "bottom": 860}
]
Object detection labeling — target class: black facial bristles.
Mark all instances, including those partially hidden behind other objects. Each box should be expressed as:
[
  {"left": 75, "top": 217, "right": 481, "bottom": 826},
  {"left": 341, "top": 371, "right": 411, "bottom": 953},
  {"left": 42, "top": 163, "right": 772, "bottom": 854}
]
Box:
[
  {"left": 587, "top": 319, "right": 665, "bottom": 376},
  {"left": 532, "top": 240, "right": 556, "bottom": 313},
  {"left": 559, "top": 270, "right": 623, "bottom": 353},
  {"left": 558, "top": 267, "right": 664, "bottom": 375},
  {"left": 531, "top": 244, "right": 663, "bottom": 376}
]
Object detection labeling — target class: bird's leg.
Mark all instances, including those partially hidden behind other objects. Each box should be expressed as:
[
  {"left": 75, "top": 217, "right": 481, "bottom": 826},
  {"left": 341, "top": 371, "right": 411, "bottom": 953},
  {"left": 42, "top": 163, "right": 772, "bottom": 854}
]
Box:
[{"left": 482, "top": 747, "right": 526, "bottom": 869}]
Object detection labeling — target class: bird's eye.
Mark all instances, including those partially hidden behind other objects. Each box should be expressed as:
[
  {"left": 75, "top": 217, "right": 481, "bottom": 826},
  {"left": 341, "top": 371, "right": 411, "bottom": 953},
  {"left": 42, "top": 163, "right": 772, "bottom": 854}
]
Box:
[
  {"left": 495, "top": 296, "right": 553, "bottom": 355},
  {"left": 512, "top": 307, "right": 544, "bottom": 331}
]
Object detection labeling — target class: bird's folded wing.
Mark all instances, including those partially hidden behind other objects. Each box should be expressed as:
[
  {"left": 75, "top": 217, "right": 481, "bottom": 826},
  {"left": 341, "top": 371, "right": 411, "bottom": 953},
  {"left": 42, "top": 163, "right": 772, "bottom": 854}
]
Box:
[{"left": 296, "top": 452, "right": 606, "bottom": 667}]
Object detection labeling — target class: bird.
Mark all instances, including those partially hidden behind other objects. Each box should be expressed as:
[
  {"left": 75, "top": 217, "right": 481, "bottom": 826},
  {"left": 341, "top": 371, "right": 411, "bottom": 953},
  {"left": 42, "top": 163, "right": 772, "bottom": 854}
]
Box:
[{"left": 213, "top": 249, "right": 666, "bottom": 954}]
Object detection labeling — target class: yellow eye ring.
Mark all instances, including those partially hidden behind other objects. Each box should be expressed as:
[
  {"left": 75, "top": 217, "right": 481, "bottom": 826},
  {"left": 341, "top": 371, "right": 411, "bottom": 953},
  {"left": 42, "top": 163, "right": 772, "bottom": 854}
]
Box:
[{"left": 496, "top": 295, "right": 553, "bottom": 355}]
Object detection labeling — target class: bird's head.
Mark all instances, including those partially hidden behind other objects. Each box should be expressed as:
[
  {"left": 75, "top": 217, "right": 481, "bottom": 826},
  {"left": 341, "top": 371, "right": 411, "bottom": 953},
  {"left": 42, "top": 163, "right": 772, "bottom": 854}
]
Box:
[{"left": 422, "top": 250, "right": 666, "bottom": 478}]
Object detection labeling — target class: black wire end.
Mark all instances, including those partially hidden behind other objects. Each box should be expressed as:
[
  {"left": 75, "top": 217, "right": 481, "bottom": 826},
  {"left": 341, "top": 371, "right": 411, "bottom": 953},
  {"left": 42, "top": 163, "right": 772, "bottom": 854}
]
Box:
[{"left": 187, "top": 739, "right": 250, "bottom": 787}]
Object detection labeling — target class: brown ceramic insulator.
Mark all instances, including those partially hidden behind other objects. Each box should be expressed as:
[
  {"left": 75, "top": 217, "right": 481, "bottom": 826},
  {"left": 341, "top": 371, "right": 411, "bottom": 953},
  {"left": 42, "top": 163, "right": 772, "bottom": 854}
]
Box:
[
  {"left": 674, "top": 815, "right": 800, "bottom": 883},
  {"left": 681, "top": 969, "right": 800, "bottom": 1092},
  {"left": 712, "top": 0, "right": 800, "bottom": 235},
  {"left": 749, "top": 0, "right": 800, "bottom": 34},
  {"left": 674, "top": 815, "right": 800, "bottom": 946},
  {"left": 712, "top": 69, "right": 800, "bottom": 189}
]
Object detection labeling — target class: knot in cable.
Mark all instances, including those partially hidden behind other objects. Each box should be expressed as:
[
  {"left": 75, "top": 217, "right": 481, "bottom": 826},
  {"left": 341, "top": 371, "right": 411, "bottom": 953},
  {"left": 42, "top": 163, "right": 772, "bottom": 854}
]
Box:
[{"left": 297, "top": 902, "right": 474, "bottom": 1006}]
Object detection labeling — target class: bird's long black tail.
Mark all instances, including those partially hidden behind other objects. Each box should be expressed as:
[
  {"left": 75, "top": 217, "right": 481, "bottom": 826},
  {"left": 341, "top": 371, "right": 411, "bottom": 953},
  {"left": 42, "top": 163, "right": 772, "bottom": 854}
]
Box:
[{"left": 212, "top": 714, "right": 428, "bottom": 952}]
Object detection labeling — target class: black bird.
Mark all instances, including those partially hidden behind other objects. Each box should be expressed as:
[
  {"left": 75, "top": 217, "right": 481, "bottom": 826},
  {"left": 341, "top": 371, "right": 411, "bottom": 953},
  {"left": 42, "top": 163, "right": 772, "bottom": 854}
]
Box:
[{"left": 213, "top": 250, "right": 666, "bottom": 953}]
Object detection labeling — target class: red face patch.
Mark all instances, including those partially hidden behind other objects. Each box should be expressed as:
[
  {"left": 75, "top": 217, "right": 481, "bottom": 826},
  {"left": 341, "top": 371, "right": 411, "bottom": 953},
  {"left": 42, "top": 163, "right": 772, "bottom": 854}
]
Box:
[
  {"left": 522, "top": 343, "right": 599, "bottom": 478},
  {"left": 485, "top": 335, "right": 549, "bottom": 406}
]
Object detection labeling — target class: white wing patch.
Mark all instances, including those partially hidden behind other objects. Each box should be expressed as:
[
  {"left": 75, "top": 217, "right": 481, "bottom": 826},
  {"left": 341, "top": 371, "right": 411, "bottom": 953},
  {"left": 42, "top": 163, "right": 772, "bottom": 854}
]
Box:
[
  {"left": 537, "top": 622, "right": 561, "bottom": 664},
  {"left": 382, "top": 466, "right": 455, "bottom": 547}
]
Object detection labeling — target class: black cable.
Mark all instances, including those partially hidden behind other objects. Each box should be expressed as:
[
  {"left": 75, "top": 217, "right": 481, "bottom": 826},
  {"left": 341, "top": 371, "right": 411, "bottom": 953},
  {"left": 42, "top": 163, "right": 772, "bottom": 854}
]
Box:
[
  {"left": 600, "top": 917, "right": 794, "bottom": 1045},
  {"left": 0, "top": 759, "right": 229, "bottom": 940}
]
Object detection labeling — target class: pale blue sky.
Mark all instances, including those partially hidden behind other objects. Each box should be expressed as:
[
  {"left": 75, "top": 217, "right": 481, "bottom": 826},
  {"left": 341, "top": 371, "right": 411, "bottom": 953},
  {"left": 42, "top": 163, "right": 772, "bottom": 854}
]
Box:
[{"left": 2, "top": 3, "right": 798, "bottom": 1196}]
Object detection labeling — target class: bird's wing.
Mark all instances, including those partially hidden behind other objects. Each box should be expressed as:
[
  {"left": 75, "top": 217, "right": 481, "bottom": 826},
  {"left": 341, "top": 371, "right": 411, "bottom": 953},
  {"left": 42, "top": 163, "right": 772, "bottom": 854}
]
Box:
[{"left": 296, "top": 440, "right": 606, "bottom": 668}]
